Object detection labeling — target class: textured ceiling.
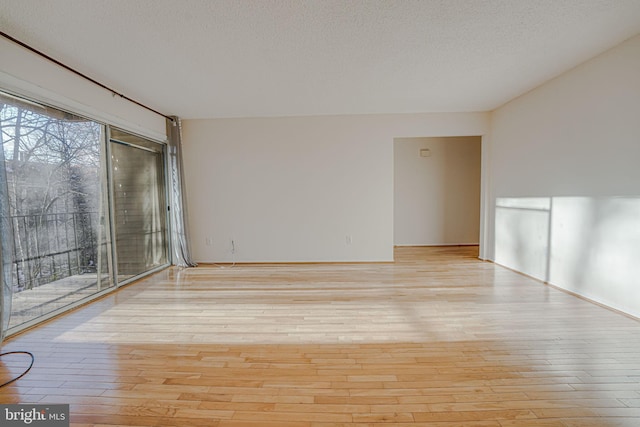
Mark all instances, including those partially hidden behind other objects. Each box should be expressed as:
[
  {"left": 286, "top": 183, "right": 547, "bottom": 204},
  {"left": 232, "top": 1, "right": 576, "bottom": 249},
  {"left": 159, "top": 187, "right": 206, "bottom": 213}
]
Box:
[{"left": 1, "top": 0, "right": 640, "bottom": 119}]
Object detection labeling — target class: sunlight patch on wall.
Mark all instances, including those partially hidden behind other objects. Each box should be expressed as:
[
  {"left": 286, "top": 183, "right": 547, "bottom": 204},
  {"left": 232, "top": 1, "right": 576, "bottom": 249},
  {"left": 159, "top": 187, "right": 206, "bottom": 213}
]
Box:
[
  {"left": 495, "top": 196, "right": 640, "bottom": 318},
  {"left": 495, "top": 197, "right": 551, "bottom": 280}
]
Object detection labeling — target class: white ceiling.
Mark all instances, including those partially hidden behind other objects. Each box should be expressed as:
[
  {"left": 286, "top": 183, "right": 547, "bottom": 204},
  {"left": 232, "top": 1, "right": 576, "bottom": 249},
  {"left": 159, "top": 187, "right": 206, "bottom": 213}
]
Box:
[{"left": 1, "top": 0, "right": 640, "bottom": 119}]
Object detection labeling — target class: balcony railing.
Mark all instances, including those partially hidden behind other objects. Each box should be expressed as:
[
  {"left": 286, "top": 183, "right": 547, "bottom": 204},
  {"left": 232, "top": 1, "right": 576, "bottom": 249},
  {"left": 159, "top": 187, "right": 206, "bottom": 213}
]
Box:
[{"left": 10, "top": 211, "right": 100, "bottom": 292}]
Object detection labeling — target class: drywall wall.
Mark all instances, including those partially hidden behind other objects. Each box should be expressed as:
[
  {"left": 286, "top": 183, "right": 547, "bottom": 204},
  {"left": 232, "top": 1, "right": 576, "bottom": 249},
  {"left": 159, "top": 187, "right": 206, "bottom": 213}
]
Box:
[
  {"left": 489, "top": 34, "right": 640, "bottom": 317},
  {"left": 182, "top": 113, "right": 489, "bottom": 262},
  {"left": 394, "top": 136, "right": 481, "bottom": 246},
  {"left": 0, "top": 37, "right": 166, "bottom": 140}
]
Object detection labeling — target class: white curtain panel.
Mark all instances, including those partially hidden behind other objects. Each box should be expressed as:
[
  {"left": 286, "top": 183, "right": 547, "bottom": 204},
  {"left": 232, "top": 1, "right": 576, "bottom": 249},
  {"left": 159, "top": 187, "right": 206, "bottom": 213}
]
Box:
[
  {"left": 167, "top": 117, "right": 197, "bottom": 268},
  {"left": 0, "top": 130, "right": 14, "bottom": 343}
]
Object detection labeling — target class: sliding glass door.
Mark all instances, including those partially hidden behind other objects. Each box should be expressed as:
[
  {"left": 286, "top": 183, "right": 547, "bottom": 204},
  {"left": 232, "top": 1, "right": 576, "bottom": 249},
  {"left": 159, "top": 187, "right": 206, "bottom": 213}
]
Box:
[
  {"left": 0, "top": 91, "right": 172, "bottom": 334},
  {"left": 0, "top": 92, "right": 113, "bottom": 329},
  {"left": 110, "top": 129, "right": 168, "bottom": 282}
]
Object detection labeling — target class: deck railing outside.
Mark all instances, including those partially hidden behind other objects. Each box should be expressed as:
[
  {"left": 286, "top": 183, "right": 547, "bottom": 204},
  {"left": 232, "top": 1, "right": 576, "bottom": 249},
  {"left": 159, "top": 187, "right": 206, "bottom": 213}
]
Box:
[{"left": 10, "top": 211, "right": 99, "bottom": 293}]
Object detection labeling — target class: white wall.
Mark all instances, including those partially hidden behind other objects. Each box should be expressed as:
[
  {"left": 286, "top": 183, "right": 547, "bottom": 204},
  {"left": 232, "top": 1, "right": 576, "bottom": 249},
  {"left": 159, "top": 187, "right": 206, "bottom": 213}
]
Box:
[
  {"left": 394, "top": 136, "right": 481, "bottom": 246},
  {"left": 489, "top": 34, "right": 640, "bottom": 317},
  {"left": 182, "top": 113, "right": 489, "bottom": 263},
  {"left": 0, "top": 37, "right": 166, "bottom": 141}
]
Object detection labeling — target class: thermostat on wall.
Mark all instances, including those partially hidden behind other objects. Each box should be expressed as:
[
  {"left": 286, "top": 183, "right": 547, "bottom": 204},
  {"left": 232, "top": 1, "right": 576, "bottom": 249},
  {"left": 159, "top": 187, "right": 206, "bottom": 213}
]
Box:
[{"left": 420, "top": 149, "right": 431, "bottom": 157}]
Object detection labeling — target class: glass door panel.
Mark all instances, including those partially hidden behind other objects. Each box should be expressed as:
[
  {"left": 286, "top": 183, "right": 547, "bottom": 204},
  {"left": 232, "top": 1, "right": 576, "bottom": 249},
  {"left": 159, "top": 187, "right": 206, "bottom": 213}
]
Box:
[
  {"left": 0, "top": 93, "right": 113, "bottom": 329},
  {"left": 110, "top": 135, "right": 167, "bottom": 282}
]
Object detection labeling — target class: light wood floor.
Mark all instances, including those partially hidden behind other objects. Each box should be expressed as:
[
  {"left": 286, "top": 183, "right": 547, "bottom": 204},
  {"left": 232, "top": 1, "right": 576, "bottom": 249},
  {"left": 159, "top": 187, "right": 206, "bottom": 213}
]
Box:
[{"left": 1, "top": 246, "right": 639, "bottom": 426}]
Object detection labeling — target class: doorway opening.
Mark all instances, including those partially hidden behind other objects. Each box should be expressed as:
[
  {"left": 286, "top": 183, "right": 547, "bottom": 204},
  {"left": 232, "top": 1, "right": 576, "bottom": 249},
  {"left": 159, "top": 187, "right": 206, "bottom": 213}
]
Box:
[{"left": 393, "top": 136, "right": 482, "bottom": 249}]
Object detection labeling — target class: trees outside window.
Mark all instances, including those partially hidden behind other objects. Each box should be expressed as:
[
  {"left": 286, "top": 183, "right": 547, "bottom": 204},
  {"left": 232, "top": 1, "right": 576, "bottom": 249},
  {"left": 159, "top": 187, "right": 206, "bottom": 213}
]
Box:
[{"left": 0, "top": 96, "right": 111, "bottom": 327}]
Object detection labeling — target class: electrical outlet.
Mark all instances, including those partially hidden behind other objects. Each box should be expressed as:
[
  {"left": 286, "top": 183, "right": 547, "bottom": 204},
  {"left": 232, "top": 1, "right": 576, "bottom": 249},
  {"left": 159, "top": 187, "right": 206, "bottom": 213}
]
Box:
[
  {"left": 205, "top": 237, "right": 213, "bottom": 246},
  {"left": 346, "top": 235, "right": 352, "bottom": 245}
]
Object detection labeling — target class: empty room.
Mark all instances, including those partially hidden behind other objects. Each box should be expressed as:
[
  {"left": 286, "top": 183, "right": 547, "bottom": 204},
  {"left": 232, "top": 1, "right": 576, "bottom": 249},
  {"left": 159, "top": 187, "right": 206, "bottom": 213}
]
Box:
[{"left": 1, "top": 1, "right": 640, "bottom": 426}]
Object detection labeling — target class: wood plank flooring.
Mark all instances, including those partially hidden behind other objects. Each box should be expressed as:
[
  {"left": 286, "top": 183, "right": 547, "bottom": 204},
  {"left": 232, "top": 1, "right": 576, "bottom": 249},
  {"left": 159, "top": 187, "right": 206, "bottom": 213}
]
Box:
[{"left": 1, "top": 246, "right": 639, "bottom": 426}]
